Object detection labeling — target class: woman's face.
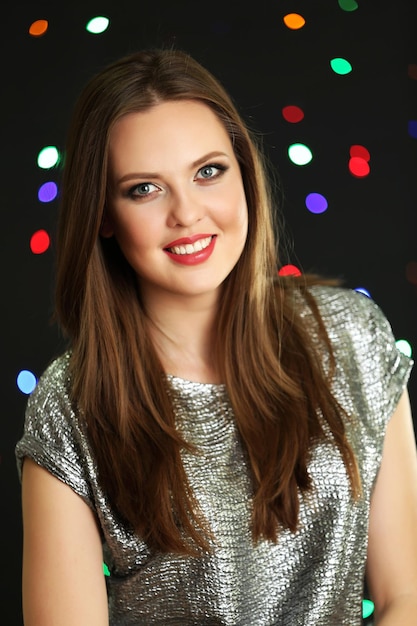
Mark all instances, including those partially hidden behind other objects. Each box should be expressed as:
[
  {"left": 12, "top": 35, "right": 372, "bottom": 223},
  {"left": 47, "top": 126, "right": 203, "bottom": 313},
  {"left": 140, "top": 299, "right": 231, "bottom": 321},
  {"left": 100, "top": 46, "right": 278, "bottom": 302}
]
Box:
[{"left": 105, "top": 100, "right": 248, "bottom": 308}]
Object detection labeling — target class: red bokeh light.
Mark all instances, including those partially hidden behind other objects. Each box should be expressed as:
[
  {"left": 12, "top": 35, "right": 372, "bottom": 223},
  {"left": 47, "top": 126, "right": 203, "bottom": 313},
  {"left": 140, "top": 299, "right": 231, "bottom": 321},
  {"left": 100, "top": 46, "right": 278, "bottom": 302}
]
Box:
[
  {"left": 30, "top": 229, "right": 50, "bottom": 254},
  {"left": 282, "top": 105, "right": 305, "bottom": 123},
  {"left": 348, "top": 157, "right": 370, "bottom": 178},
  {"left": 349, "top": 144, "right": 370, "bottom": 161},
  {"left": 278, "top": 264, "right": 302, "bottom": 277}
]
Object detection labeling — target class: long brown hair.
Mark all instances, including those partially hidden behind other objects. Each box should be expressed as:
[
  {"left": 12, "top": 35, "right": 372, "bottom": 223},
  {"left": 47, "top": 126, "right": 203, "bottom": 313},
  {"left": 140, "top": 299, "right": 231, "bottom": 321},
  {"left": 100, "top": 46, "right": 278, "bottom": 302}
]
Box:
[{"left": 55, "top": 48, "right": 360, "bottom": 554}]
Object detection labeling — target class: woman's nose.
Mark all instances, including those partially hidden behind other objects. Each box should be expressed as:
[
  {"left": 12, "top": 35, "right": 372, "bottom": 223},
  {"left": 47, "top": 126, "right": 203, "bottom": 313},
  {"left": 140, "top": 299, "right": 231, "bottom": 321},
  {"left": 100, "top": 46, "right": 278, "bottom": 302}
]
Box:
[{"left": 167, "top": 188, "right": 205, "bottom": 228}]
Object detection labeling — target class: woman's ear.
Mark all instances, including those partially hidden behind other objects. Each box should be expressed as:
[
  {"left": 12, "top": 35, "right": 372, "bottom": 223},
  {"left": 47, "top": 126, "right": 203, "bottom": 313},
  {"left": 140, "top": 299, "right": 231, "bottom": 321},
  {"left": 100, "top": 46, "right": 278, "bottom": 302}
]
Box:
[{"left": 100, "top": 213, "right": 114, "bottom": 238}]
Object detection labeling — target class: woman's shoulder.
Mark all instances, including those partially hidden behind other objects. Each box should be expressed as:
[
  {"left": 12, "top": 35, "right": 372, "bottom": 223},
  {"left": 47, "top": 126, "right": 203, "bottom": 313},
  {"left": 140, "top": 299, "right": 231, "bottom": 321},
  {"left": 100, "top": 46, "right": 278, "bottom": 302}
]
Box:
[
  {"left": 292, "top": 281, "right": 412, "bottom": 383},
  {"left": 22, "top": 350, "right": 75, "bottom": 440},
  {"left": 304, "top": 282, "right": 376, "bottom": 312},
  {"left": 303, "top": 283, "right": 412, "bottom": 420},
  {"left": 298, "top": 283, "right": 392, "bottom": 337},
  {"left": 29, "top": 351, "right": 72, "bottom": 406}
]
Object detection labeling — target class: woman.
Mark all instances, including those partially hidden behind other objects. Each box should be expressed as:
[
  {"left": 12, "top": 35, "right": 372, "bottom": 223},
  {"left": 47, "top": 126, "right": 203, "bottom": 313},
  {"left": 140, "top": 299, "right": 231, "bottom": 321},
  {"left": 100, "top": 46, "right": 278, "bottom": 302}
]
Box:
[{"left": 16, "top": 48, "right": 417, "bottom": 624}]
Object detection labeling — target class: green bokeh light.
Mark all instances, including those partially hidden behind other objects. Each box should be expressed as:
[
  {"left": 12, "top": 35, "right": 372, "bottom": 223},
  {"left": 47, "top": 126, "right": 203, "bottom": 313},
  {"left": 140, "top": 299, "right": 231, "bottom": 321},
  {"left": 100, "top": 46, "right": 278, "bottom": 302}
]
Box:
[
  {"left": 37, "top": 146, "right": 60, "bottom": 169},
  {"left": 396, "top": 339, "right": 412, "bottom": 358},
  {"left": 362, "top": 598, "right": 374, "bottom": 619},
  {"left": 288, "top": 143, "right": 313, "bottom": 166},
  {"left": 338, "top": 0, "right": 359, "bottom": 11},
  {"left": 86, "top": 16, "right": 110, "bottom": 34},
  {"left": 330, "top": 57, "right": 353, "bottom": 75}
]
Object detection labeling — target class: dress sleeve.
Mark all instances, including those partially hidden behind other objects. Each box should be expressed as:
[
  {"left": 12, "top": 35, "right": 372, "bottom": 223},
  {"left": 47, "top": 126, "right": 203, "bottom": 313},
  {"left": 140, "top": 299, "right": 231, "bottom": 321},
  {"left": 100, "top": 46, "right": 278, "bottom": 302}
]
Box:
[
  {"left": 310, "top": 286, "right": 413, "bottom": 464},
  {"left": 349, "top": 290, "right": 413, "bottom": 440},
  {"left": 15, "top": 353, "right": 95, "bottom": 509}
]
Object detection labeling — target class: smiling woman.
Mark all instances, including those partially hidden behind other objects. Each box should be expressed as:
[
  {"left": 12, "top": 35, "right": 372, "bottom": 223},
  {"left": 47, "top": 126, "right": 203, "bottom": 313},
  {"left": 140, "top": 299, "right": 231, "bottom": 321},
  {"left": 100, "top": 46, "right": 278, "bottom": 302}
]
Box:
[
  {"left": 102, "top": 101, "right": 248, "bottom": 303},
  {"left": 15, "top": 48, "right": 417, "bottom": 625}
]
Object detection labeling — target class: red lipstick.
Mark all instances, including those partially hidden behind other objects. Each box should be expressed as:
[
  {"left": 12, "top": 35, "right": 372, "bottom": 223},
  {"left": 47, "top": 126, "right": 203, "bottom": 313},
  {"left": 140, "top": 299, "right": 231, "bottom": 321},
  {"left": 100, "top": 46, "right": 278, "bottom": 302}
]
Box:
[
  {"left": 164, "top": 233, "right": 213, "bottom": 248},
  {"left": 164, "top": 234, "right": 216, "bottom": 266}
]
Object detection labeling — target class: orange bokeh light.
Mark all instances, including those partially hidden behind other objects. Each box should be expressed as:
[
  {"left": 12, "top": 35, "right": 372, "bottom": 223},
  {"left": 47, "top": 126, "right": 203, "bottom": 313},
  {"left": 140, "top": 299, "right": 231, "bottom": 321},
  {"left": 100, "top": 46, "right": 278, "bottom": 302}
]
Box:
[
  {"left": 283, "top": 13, "right": 306, "bottom": 30},
  {"left": 29, "top": 19, "right": 48, "bottom": 37}
]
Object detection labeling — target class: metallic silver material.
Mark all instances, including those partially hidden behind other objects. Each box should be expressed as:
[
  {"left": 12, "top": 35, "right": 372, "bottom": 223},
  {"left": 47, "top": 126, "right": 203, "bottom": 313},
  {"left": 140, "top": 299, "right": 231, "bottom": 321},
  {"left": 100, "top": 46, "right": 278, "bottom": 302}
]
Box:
[{"left": 16, "top": 287, "right": 413, "bottom": 624}]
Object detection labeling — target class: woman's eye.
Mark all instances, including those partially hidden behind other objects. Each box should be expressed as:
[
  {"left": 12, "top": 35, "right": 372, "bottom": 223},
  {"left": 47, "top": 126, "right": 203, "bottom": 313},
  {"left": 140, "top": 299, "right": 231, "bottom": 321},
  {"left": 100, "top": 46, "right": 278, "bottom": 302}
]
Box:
[
  {"left": 196, "top": 163, "right": 226, "bottom": 180},
  {"left": 128, "top": 182, "right": 158, "bottom": 198}
]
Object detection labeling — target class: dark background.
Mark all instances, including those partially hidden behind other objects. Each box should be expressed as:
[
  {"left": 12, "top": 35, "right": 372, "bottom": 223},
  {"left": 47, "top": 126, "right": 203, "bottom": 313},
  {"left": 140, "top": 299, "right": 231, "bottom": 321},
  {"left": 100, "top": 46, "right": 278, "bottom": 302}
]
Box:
[{"left": 1, "top": 1, "right": 416, "bottom": 623}]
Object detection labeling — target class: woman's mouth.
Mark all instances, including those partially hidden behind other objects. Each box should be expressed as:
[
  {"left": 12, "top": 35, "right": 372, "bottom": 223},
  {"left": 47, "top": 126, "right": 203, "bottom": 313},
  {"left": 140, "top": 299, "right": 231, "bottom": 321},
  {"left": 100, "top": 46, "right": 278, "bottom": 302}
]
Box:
[
  {"left": 166, "top": 235, "right": 213, "bottom": 255},
  {"left": 164, "top": 235, "right": 217, "bottom": 265}
]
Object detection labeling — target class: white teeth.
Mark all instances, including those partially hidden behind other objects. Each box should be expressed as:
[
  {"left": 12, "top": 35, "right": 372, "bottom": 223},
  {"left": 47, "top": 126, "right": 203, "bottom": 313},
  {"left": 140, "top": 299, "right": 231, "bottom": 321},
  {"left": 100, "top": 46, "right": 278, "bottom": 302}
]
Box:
[{"left": 169, "top": 236, "right": 212, "bottom": 255}]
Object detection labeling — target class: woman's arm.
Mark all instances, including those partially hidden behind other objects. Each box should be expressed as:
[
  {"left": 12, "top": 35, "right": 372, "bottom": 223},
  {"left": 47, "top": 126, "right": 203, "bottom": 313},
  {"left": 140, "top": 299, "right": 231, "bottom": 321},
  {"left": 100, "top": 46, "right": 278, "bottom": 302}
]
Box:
[
  {"left": 366, "top": 389, "right": 417, "bottom": 624},
  {"left": 21, "top": 458, "right": 109, "bottom": 625}
]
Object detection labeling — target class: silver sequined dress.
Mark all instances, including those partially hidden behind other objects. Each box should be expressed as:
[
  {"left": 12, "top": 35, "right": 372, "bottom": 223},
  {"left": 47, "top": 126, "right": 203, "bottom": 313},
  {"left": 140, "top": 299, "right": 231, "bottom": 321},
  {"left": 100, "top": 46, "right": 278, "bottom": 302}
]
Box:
[{"left": 15, "top": 286, "right": 413, "bottom": 625}]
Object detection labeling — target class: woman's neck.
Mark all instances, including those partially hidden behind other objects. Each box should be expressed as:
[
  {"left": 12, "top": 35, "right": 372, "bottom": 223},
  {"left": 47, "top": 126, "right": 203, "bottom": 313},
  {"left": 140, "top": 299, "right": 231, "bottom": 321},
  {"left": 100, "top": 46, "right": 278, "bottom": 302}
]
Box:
[{"left": 144, "top": 291, "right": 221, "bottom": 384}]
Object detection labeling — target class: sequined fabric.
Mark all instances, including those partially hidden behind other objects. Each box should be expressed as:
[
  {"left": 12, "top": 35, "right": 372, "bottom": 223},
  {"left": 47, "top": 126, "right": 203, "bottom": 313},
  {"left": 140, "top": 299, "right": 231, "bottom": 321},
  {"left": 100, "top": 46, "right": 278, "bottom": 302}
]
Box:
[{"left": 16, "top": 286, "right": 413, "bottom": 625}]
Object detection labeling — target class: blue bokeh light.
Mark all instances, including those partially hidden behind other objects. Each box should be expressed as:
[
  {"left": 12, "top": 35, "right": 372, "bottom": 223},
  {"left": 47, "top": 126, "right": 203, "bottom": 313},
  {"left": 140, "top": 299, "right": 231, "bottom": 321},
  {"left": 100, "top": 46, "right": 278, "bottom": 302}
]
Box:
[
  {"left": 305, "top": 192, "right": 328, "bottom": 214},
  {"left": 38, "top": 181, "right": 58, "bottom": 203},
  {"left": 17, "top": 370, "right": 37, "bottom": 395},
  {"left": 354, "top": 287, "right": 371, "bottom": 298}
]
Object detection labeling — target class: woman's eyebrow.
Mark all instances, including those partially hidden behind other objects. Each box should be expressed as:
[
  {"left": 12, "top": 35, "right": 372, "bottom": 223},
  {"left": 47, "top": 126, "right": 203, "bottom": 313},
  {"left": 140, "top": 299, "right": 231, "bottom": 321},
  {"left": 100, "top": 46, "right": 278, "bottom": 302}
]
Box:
[
  {"left": 190, "top": 151, "right": 229, "bottom": 169},
  {"left": 115, "top": 151, "right": 229, "bottom": 185}
]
